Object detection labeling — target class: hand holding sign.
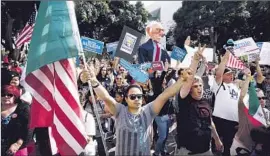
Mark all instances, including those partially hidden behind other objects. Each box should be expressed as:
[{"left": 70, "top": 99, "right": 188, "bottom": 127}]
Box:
[
  {"left": 152, "top": 61, "right": 164, "bottom": 71},
  {"left": 255, "top": 55, "right": 260, "bottom": 65}
]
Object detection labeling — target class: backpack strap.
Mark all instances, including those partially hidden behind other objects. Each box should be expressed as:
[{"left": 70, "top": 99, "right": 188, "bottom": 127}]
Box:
[
  {"left": 215, "top": 82, "right": 225, "bottom": 96},
  {"left": 85, "top": 112, "right": 89, "bottom": 122}
]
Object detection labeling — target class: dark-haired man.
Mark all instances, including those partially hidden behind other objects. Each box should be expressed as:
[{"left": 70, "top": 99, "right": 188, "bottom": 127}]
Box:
[{"left": 85, "top": 63, "right": 189, "bottom": 155}]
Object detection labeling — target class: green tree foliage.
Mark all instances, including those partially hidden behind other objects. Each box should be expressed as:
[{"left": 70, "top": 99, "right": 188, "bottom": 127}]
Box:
[
  {"left": 1, "top": 1, "right": 148, "bottom": 60},
  {"left": 245, "top": 1, "right": 270, "bottom": 41},
  {"left": 1, "top": 1, "right": 38, "bottom": 59},
  {"left": 75, "top": 1, "right": 149, "bottom": 43}
]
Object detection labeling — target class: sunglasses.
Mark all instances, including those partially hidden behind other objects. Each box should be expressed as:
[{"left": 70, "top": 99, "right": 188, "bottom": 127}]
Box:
[
  {"left": 116, "top": 77, "right": 122, "bottom": 80},
  {"left": 1, "top": 93, "right": 14, "bottom": 98},
  {"left": 128, "top": 94, "right": 143, "bottom": 100},
  {"left": 258, "top": 97, "right": 266, "bottom": 100}
]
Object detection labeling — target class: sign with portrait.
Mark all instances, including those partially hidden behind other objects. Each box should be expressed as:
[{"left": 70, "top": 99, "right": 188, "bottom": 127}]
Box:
[{"left": 115, "top": 26, "right": 143, "bottom": 62}]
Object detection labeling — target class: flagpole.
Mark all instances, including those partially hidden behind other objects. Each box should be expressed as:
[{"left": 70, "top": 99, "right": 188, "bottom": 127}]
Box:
[{"left": 81, "top": 53, "right": 109, "bottom": 156}]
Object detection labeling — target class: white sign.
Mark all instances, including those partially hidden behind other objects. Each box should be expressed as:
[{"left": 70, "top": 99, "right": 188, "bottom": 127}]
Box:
[
  {"left": 234, "top": 37, "right": 260, "bottom": 57},
  {"left": 259, "top": 42, "right": 270, "bottom": 65},
  {"left": 177, "top": 45, "right": 214, "bottom": 68},
  {"left": 120, "top": 33, "right": 137, "bottom": 55}
]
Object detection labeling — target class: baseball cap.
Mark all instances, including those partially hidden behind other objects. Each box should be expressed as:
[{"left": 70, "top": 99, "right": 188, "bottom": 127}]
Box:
[{"left": 224, "top": 68, "right": 234, "bottom": 74}]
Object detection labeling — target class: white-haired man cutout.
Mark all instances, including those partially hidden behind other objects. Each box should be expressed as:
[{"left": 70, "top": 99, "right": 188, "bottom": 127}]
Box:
[{"left": 138, "top": 21, "right": 170, "bottom": 64}]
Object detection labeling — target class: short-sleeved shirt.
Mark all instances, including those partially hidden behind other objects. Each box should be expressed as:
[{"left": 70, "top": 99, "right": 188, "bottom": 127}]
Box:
[
  {"left": 211, "top": 80, "right": 240, "bottom": 122},
  {"left": 201, "top": 76, "right": 215, "bottom": 107},
  {"left": 176, "top": 94, "right": 212, "bottom": 153},
  {"left": 114, "top": 102, "right": 156, "bottom": 155}
]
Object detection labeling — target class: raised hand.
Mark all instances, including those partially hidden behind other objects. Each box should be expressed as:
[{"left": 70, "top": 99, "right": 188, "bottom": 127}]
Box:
[
  {"left": 193, "top": 44, "right": 206, "bottom": 61},
  {"left": 80, "top": 64, "right": 97, "bottom": 83},
  {"left": 184, "top": 36, "right": 191, "bottom": 46},
  {"left": 181, "top": 68, "right": 194, "bottom": 82},
  {"left": 243, "top": 67, "right": 252, "bottom": 81},
  {"left": 255, "top": 55, "right": 260, "bottom": 65},
  {"left": 164, "top": 59, "right": 169, "bottom": 71}
]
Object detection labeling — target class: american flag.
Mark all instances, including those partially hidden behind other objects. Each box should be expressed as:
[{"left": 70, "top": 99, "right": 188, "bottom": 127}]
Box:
[
  {"left": 24, "top": 59, "right": 87, "bottom": 155},
  {"left": 15, "top": 9, "right": 37, "bottom": 49},
  {"left": 226, "top": 53, "right": 245, "bottom": 70}
]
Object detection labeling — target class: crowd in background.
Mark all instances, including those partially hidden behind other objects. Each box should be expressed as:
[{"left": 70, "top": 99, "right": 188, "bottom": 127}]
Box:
[{"left": 1, "top": 48, "right": 270, "bottom": 156}]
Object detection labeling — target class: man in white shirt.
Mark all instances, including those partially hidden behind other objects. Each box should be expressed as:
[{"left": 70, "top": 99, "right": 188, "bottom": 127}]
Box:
[{"left": 211, "top": 50, "right": 240, "bottom": 156}]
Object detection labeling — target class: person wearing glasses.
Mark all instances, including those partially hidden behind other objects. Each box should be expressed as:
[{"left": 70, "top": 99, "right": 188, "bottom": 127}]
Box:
[
  {"left": 110, "top": 74, "right": 128, "bottom": 98},
  {"left": 256, "top": 88, "right": 270, "bottom": 125},
  {"left": 138, "top": 21, "right": 171, "bottom": 64},
  {"left": 84, "top": 63, "right": 189, "bottom": 155},
  {"left": 1, "top": 85, "right": 31, "bottom": 156}
]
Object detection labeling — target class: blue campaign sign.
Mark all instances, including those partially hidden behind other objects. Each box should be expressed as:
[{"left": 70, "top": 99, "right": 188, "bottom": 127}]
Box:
[
  {"left": 81, "top": 36, "right": 104, "bottom": 54},
  {"left": 132, "top": 62, "right": 152, "bottom": 71},
  {"left": 119, "top": 58, "right": 149, "bottom": 83},
  {"left": 171, "top": 46, "right": 187, "bottom": 62},
  {"left": 256, "top": 42, "right": 263, "bottom": 50},
  {"left": 106, "top": 41, "right": 118, "bottom": 58}
]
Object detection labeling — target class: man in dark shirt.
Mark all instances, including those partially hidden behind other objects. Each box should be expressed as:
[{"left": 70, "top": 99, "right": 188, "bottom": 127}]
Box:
[
  {"left": 176, "top": 75, "right": 223, "bottom": 155},
  {"left": 174, "top": 45, "right": 223, "bottom": 155}
]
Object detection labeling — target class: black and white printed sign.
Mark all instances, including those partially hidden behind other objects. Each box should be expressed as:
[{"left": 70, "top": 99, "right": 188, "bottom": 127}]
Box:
[{"left": 115, "top": 26, "right": 143, "bottom": 62}]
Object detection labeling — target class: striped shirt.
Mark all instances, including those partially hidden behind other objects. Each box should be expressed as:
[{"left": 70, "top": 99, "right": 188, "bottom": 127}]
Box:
[{"left": 114, "top": 102, "right": 156, "bottom": 155}]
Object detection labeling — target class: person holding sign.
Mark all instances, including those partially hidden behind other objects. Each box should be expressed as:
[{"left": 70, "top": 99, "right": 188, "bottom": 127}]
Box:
[
  {"left": 82, "top": 64, "right": 189, "bottom": 155},
  {"left": 138, "top": 21, "right": 170, "bottom": 64}
]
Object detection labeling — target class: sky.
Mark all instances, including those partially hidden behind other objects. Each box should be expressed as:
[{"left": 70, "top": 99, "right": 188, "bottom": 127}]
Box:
[{"left": 130, "top": 1, "right": 155, "bottom": 7}]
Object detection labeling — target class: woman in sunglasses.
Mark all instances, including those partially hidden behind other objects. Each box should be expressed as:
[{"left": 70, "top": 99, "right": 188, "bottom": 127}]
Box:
[
  {"left": 85, "top": 64, "right": 189, "bottom": 156},
  {"left": 1, "top": 85, "right": 31, "bottom": 156}
]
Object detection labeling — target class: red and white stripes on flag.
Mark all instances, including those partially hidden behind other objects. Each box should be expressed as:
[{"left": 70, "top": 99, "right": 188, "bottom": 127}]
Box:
[
  {"left": 226, "top": 53, "right": 245, "bottom": 70},
  {"left": 15, "top": 10, "right": 37, "bottom": 49},
  {"left": 24, "top": 58, "right": 87, "bottom": 155}
]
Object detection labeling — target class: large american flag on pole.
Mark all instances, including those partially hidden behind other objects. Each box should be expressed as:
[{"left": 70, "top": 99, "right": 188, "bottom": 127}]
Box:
[
  {"left": 226, "top": 53, "right": 245, "bottom": 69},
  {"left": 25, "top": 59, "right": 87, "bottom": 155},
  {"left": 15, "top": 9, "right": 37, "bottom": 49},
  {"left": 23, "top": 1, "right": 87, "bottom": 155}
]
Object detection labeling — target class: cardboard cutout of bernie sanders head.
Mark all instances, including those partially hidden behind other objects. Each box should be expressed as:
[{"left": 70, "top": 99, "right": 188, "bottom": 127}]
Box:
[{"left": 138, "top": 21, "right": 170, "bottom": 64}]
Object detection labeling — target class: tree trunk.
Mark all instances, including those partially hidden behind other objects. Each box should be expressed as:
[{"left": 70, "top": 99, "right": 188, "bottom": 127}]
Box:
[
  {"left": 209, "top": 27, "right": 217, "bottom": 63},
  {"left": 214, "top": 30, "right": 218, "bottom": 63},
  {"left": 5, "top": 14, "right": 16, "bottom": 60}
]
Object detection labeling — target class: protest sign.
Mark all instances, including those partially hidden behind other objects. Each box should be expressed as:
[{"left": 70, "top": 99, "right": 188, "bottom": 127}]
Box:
[
  {"left": 106, "top": 41, "right": 118, "bottom": 58},
  {"left": 248, "top": 53, "right": 259, "bottom": 62},
  {"left": 81, "top": 36, "right": 104, "bottom": 55},
  {"left": 115, "top": 26, "right": 143, "bottom": 62},
  {"left": 259, "top": 42, "right": 270, "bottom": 65},
  {"left": 233, "top": 37, "right": 260, "bottom": 57},
  {"left": 171, "top": 46, "right": 187, "bottom": 62},
  {"left": 132, "top": 62, "right": 152, "bottom": 71},
  {"left": 178, "top": 46, "right": 214, "bottom": 68},
  {"left": 256, "top": 42, "right": 264, "bottom": 50},
  {"left": 119, "top": 58, "right": 149, "bottom": 83},
  {"left": 152, "top": 61, "right": 164, "bottom": 71}
]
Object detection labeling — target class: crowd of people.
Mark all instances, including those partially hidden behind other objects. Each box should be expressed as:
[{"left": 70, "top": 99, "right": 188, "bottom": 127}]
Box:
[{"left": 1, "top": 44, "right": 270, "bottom": 156}]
